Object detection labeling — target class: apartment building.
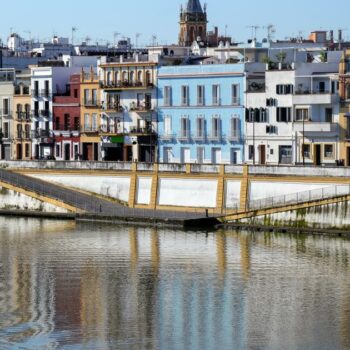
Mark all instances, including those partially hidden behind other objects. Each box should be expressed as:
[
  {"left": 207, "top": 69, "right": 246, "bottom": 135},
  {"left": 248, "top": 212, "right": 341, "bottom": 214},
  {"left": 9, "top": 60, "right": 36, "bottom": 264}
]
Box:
[
  {"left": 30, "top": 65, "right": 80, "bottom": 159},
  {"left": 0, "top": 69, "right": 15, "bottom": 160},
  {"left": 52, "top": 74, "right": 80, "bottom": 160},
  {"left": 80, "top": 68, "right": 100, "bottom": 161},
  {"left": 98, "top": 56, "right": 157, "bottom": 162},
  {"left": 157, "top": 64, "right": 245, "bottom": 164},
  {"left": 245, "top": 61, "right": 340, "bottom": 165},
  {"left": 13, "top": 70, "right": 32, "bottom": 160}
]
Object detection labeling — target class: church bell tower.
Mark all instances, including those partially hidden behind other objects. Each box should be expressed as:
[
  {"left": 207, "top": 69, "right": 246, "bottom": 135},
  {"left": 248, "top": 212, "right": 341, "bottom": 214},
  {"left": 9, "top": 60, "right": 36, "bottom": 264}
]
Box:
[{"left": 179, "top": 0, "right": 208, "bottom": 46}]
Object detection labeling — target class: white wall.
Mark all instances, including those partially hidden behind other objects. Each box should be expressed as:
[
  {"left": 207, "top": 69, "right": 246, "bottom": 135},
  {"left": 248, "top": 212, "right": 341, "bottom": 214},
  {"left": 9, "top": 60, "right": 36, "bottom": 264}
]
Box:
[
  {"left": 0, "top": 186, "right": 68, "bottom": 212},
  {"left": 158, "top": 178, "right": 218, "bottom": 208},
  {"left": 136, "top": 177, "right": 152, "bottom": 205},
  {"left": 225, "top": 180, "right": 241, "bottom": 208},
  {"left": 28, "top": 174, "right": 131, "bottom": 202},
  {"left": 249, "top": 181, "right": 332, "bottom": 201}
]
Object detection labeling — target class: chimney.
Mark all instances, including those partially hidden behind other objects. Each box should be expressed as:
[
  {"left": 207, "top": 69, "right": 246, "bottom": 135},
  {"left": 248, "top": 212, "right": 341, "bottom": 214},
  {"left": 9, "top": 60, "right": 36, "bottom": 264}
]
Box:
[
  {"left": 330, "top": 30, "right": 334, "bottom": 43},
  {"left": 338, "top": 29, "right": 343, "bottom": 42}
]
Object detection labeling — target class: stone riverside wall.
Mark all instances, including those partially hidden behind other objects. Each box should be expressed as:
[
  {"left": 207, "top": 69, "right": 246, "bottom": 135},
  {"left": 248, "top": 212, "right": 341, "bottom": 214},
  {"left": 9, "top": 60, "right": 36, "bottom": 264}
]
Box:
[{"left": 1, "top": 161, "right": 350, "bottom": 228}]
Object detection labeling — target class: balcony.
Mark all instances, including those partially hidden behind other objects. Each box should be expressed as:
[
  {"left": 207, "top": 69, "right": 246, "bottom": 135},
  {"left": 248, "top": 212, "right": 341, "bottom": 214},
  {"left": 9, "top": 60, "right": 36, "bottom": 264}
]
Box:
[
  {"left": 84, "top": 99, "right": 100, "bottom": 108},
  {"left": 293, "top": 90, "right": 333, "bottom": 104},
  {"left": 294, "top": 122, "right": 338, "bottom": 133},
  {"left": 32, "top": 110, "right": 40, "bottom": 118},
  {"left": 177, "top": 132, "right": 190, "bottom": 142},
  {"left": 54, "top": 124, "right": 80, "bottom": 132},
  {"left": 81, "top": 126, "right": 99, "bottom": 133},
  {"left": 32, "top": 129, "right": 51, "bottom": 139},
  {"left": 129, "top": 127, "right": 156, "bottom": 135},
  {"left": 207, "top": 133, "right": 225, "bottom": 142},
  {"left": 227, "top": 133, "right": 241, "bottom": 142},
  {"left": 129, "top": 102, "right": 153, "bottom": 112},
  {"left": 15, "top": 111, "right": 32, "bottom": 122},
  {"left": 100, "top": 80, "right": 154, "bottom": 90},
  {"left": 31, "top": 90, "right": 40, "bottom": 98},
  {"left": 159, "top": 133, "right": 176, "bottom": 141},
  {"left": 102, "top": 104, "right": 124, "bottom": 113},
  {"left": 40, "top": 89, "right": 51, "bottom": 98},
  {"left": 192, "top": 134, "right": 206, "bottom": 142},
  {"left": 40, "top": 110, "right": 51, "bottom": 118}
]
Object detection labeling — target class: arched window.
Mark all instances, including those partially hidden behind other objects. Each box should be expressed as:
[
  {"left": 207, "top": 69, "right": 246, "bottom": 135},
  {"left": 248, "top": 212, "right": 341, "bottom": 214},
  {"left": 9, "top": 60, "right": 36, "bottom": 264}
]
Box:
[
  {"left": 16, "top": 104, "right": 22, "bottom": 120},
  {"left": 137, "top": 71, "right": 143, "bottom": 84},
  {"left": 146, "top": 71, "right": 151, "bottom": 85},
  {"left": 114, "top": 71, "right": 119, "bottom": 84},
  {"left": 107, "top": 72, "right": 111, "bottom": 85},
  {"left": 130, "top": 71, "right": 134, "bottom": 83},
  {"left": 25, "top": 104, "right": 31, "bottom": 121},
  {"left": 122, "top": 71, "right": 128, "bottom": 81}
]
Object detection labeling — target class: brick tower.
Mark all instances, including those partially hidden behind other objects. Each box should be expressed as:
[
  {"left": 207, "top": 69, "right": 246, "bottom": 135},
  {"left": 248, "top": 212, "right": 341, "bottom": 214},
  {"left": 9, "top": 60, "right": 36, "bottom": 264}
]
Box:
[{"left": 179, "top": 0, "right": 208, "bottom": 46}]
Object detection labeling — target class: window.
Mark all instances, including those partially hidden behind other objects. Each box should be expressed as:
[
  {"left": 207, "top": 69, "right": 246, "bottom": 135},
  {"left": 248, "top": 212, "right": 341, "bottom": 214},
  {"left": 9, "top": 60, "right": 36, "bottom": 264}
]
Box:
[
  {"left": 232, "top": 84, "right": 240, "bottom": 105},
  {"left": 197, "top": 85, "right": 205, "bottom": 106},
  {"left": 3, "top": 123, "right": 9, "bottom": 138},
  {"left": 324, "top": 144, "right": 334, "bottom": 158},
  {"left": 25, "top": 125, "right": 30, "bottom": 139},
  {"left": 34, "top": 81, "right": 39, "bottom": 96},
  {"left": 231, "top": 149, "right": 239, "bottom": 164},
  {"left": 266, "top": 125, "right": 277, "bottom": 134},
  {"left": 55, "top": 117, "right": 60, "bottom": 130},
  {"left": 302, "top": 144, "right": 310, "bottom": 158},
  {"left": 196, "top": 116, "right": 205, "bottom": 138},
  {"left": 84, "top": 114, "right": 90, "bottom": 131},
  {"left": 92, "top": 113, "right": 98, "bottom": 131},
  {"left": 56, "top": 144, "right": 60, "bottom": 158},
  {"left": 230, "top": 117, "right": 240, "bottom": 140},
  {"left": 74, "top": 117, "right": 79, "bottom": 130},
  {"left": 164, "top": 116, "right": 172, "bottom": 135},
  {"left": 212, "top": 85, "right": 220, "bottom": 105},
  {"left": 25, "top": 144, "right": 30, "bottom": 158},
  {"left": 248, "top": 145, "right": 254, "bottom": 160},
  {"left": 84, "top": 89, "right": 89, "bottom": 104},
  {"left": 164, "top": 86, "right": 172, "bottom": 106},
  {"left": 277, "top": 107, "right": 292, "bottom": 122},
  {"left": 64, "top": 114, "right": 70, "bottom": 130},
  {"left": 245, "top": 108, "right": 268, "bottom": 123},
  {"left": 211, "top": 117, "right": 221, "bottom": 138},
  {"left": 295, "top": 108, "right": 309, "bottom": 121},
  {"left": 181, "top": 86, "right": 189, "bottom": 106},
  {"left": 17, "top": 124, "right": 22, "bottom": 138},
  {"left": 180, "top": 117, "right": 189, "bottom": 138},
  {"left": 74, "top": 89, "right": 78, "bottom": 98},
  {"left": 266, "top": 98, "right": 277, "bottom": 107},
  {"left": 92, "top": 89, "right": 97, "bottom": 104},
  {"left": 276, "top": 84, "right": 293, "bottom": 95},
  {"left": 325, "top": 108, "right": 333, "bottom": 123},
  {"left": 3, "top": 98, "right": 9, "bottom": 115},
  {"left": 163, "top": 147, "right": 173, "bottom": 163}
]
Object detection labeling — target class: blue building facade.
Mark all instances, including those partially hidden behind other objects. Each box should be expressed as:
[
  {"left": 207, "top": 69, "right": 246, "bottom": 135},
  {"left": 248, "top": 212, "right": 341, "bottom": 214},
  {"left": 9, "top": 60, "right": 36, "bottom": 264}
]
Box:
[{"left": 157, "top": 64, "right": 245, "bottom": 164}]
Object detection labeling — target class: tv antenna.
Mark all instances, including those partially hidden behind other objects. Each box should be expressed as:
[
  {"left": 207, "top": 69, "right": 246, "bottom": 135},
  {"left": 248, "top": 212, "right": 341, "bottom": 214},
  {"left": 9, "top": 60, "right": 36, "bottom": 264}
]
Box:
[
  {"left": 263, "top": 24, "right": 276, "bottom": 42},
  {"left": 246, "top": 25, "right": 260, "bottom": 41},
  {"left": 71, "top": 27, "right": 78, "bottom": 45}
]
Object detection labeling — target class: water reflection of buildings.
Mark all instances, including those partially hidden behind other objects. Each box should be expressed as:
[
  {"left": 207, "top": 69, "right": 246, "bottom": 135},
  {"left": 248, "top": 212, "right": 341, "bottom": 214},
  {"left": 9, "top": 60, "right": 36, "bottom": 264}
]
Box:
[{"left": 0, "top": 219, "right": 349, "bottom": 349}]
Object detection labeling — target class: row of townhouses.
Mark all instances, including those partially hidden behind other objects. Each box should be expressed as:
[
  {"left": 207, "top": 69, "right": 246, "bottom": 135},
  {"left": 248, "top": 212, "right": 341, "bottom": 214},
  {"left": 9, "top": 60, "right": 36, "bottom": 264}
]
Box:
[
  {"left": 1, "top": 49, "right": 350, "bottom": 166},
  {"left": 1, "top": 0, "right": 350, "bottom": 166}
]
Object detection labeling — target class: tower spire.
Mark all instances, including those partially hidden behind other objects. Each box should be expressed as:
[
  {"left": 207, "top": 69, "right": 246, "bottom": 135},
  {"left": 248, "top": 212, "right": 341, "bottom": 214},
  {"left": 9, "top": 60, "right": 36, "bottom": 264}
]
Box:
[{"left": 186, "top": 0, "right": 204, "bottom": 13}]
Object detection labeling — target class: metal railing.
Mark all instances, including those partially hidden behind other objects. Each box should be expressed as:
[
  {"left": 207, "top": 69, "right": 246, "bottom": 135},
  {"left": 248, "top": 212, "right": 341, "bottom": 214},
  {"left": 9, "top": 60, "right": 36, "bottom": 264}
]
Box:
[
  {"left": 0, "top": 168, "right": 217, "bottom": 220},
  {"left": 249, "top": 184, "right": 350, "bottom": 211}
]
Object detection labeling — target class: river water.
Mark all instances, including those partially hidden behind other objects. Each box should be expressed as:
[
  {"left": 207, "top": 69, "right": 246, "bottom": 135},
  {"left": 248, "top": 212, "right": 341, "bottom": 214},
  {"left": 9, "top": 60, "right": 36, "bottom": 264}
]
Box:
[{"left": 0, "top": 217, "right": 349, "bottom": 350}]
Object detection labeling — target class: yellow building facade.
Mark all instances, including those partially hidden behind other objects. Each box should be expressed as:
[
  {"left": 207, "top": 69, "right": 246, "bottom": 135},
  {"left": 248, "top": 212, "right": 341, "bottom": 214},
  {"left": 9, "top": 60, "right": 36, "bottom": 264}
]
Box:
[{"left": 80, "top": 68, "right": 100, "bottom": 161}]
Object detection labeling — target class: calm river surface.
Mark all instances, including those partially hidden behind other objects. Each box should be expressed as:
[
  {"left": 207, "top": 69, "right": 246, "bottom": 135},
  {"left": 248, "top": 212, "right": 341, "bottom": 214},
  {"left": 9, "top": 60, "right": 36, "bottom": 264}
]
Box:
[{"left": 0, "top": 217, "right": 349, "bottom": 350}]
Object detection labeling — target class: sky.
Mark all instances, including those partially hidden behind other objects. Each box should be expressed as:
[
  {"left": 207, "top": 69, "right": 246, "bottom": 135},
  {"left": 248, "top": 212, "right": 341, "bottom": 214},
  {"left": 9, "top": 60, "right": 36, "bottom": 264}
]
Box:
[{"left": 1, "top": 0, "right": 349, "bottom": 46}]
